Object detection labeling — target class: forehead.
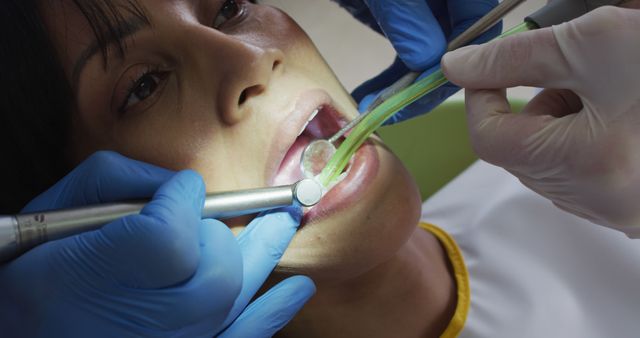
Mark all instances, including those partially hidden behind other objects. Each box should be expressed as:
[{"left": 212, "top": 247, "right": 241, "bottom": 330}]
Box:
[{"left": 43, "top": 0, "right": 162, "bottom": 85}]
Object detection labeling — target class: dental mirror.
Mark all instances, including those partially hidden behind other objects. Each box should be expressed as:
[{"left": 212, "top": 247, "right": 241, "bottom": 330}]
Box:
[
  {"left": 300, "top": 139, "right": 336, "bottom": 178},
  {"left": 299, "top": 72, "right": 420, "bottom": 181}
]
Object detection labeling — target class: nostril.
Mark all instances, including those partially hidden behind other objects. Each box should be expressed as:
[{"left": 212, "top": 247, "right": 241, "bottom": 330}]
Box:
[
  {"left": 238, "top": 90, "right": 248, "bottom": 105},
  {"left": 238, "top": 84, "right": 264, "bottom": 106},
  {"left": 272, "top": 60, "right": 281, "bottom": 71}
]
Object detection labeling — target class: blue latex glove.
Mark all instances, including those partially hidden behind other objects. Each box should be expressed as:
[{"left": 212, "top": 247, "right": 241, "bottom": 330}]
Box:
[
  {"left": 0, "top": 151, "right": 315, "bottom": 338},
  {"left": 343, "top": 0, "right": 501, "bottom": 124}
]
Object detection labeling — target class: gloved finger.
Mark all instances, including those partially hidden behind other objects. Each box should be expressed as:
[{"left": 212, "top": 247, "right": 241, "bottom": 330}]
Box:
[
  {"left": 520, "top": 88, "right": 583, "bottom": 118},
  {"left": 447, "top": 0, "right": 500, "bottom": 42},
  {"left": 364, "top": 0, "right": 446, "bottom": 70},
  {"left": 357, "top": 90, "right": 381, "bottom": 115},
  {"left": 148, "top": 219, "right": 243, "bottom": 331},
  {"left": 442, "top": 27, "right": 573, "bottom": 90},
  {"left": 464, "top": 88, "right": 560, "bottom": 171},
  {"left": 23, "top": 151, "right": 173, "bottom": 212},
  {"left": 218, "top": 276, "right": 315, "bottom": 338},
  {"left": 223, "top": 207, "right": 302, "bottom": 326},
  {"left": 352, "top": 57, "right": 410, "bottom": 107},
  {"left": 80, "top": 170, "right": 205, "bottom": 288}
]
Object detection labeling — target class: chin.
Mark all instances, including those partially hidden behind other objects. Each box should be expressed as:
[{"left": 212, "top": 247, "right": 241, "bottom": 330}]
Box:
[{"left": 275, "top": 144, "right": 422, "bottom": 284}]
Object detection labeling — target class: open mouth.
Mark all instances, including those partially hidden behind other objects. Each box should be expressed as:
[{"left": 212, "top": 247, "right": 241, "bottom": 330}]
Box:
[
  {"left": 273, "top": 105, "right": 348, "bottom": 186},
  {"left": 267, "top": 90, "right": 380, "bottom": 224}
]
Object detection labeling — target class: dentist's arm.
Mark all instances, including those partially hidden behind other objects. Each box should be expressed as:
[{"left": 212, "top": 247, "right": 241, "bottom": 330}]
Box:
[
  {"left": 442, "top": 5, "right": 640, "bottom": 237},
  {"left": 0, "top": 151, "right": 314, "bottom": 337}
]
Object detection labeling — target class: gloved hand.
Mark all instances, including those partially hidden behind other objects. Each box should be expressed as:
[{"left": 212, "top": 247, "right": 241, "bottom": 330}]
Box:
[
  {"left": 442, "top": 6, "right": 640, "bottom": 237},
  {"left": 347, "top": 0, "right": 501, "bottom": 124},
  {"left": 0, "top": 151, "right": 315, "bottom": 337}
]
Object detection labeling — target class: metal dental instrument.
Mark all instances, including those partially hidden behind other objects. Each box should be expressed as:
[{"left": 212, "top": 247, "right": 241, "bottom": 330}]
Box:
[
  {"left": 300, "top": 0, "right": 527, "bottom": 178},
  {"left": 0, "top": 178, "right": 323, "bottom": 263},
  {"left": 447, "top": 0, "right": 528, "bottom": 52}
]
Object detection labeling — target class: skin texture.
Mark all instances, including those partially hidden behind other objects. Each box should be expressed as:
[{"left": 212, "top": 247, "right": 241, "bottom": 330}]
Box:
[{"left": 42, "top": 1, "right": 456, "bottom": 336}]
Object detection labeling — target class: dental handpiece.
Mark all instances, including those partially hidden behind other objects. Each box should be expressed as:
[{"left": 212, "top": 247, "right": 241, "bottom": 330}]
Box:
[{"left": 0, "top": 179, "right": 323, "bottom": 263}]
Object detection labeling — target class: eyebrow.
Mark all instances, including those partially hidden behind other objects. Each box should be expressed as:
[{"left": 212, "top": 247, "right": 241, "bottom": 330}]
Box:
[{"left": 71, "top": 15, "right": 150, "bottom": 88}]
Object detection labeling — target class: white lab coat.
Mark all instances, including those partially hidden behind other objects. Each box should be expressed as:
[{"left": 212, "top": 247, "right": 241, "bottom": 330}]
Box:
[{"left": 421, "top": 161, "right": 640, "bottom": 338}]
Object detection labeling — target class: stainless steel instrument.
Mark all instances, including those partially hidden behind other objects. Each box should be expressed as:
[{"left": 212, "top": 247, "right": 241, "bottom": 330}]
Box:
[{"left": 0, "top": 178, "right": 323, "bottom": 263}]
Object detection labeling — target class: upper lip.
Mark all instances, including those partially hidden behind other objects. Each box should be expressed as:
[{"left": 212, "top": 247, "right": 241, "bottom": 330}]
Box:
[{"left": 265, "top": 89, "right": 348, "bottom": 185}]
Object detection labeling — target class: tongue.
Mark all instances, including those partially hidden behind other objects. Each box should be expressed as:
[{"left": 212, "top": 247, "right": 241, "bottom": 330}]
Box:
[{"left": 273, "top": 134, "right": 313, "bottom": 186}]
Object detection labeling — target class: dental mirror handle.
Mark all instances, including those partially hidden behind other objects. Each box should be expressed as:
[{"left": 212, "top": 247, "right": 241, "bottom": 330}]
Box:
[
  {"left": 327, "top": 72, "right": 419, "bottom": 143},
  {"left": 448, "top": 0, "right": 527, "bottom": 51},
  {"left": 0, "top": 179, "right": 323, "bottom": 264}
]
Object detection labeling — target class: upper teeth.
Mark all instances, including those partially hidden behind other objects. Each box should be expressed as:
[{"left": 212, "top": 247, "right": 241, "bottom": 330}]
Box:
[{"left": 297, "top": 108, "right": 320, "bottom": 136}]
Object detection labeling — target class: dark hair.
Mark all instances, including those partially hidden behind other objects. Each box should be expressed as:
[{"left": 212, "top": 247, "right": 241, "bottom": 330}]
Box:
[{"left": 0, "top": 0, "right": 147, "bottom": 213}]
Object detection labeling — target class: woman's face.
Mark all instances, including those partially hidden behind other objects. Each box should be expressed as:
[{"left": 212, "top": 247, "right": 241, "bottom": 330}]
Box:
[{"left": 44, "top": 0, "right": 421, "bottom": 281}]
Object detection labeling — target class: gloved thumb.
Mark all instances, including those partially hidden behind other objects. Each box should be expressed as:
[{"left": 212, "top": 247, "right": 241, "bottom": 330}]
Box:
[
  {"left": 71, "top": 170, "right": 205, "bottom": 289},
  {"left": 463, "top": 87, "right": 582, "bottom": 172},
  {"left": 223, "top": 207, "right": 302, "bottom": 327},
  {"left": 441, "top": 27, "right": 572, "bottom": 90},
  {"left": 364, "top": 0, "right": 446, "bottom": 70}
]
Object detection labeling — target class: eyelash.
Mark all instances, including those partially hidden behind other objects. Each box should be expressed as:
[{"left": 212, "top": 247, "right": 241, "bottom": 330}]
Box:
[
  {"left": 116, "top": 0, "right": 249, "bottom": 114},
  {"left": 118, "top": 65, "right": 169, "bottom": 114},
  {"left": 213, "top": 0, "right": 247, "bottom": 29}
]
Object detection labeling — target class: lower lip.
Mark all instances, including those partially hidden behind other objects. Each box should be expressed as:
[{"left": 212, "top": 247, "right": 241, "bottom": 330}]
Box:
[{"left": 303, "top": 141, "right": 379, "bottom": 224}]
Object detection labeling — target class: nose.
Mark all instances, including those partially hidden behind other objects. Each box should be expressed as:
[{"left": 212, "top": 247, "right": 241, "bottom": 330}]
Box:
[{"left": 215, "top": 39, "right": 285, "bottom": 125}]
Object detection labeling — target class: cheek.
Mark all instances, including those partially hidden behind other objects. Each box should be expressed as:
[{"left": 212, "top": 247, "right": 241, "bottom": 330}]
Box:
[
  {"left": 194, "top": 128, "right": 273, "bottom": 191},
  {"left": 228, "top": 5, "right": 311, "bottom": 53},
  {"left": 105, "top": 78, "right": 276, "bottom": 190},
  {"left": 107, "top": 108, "right": 204, "bottom": 171}
]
